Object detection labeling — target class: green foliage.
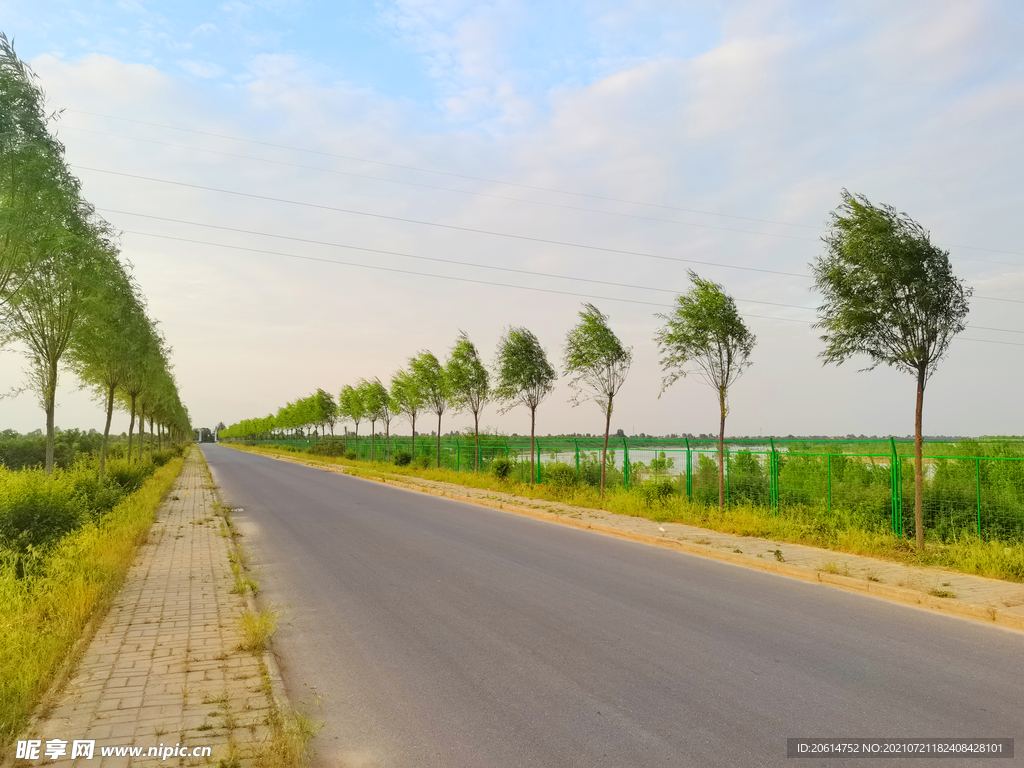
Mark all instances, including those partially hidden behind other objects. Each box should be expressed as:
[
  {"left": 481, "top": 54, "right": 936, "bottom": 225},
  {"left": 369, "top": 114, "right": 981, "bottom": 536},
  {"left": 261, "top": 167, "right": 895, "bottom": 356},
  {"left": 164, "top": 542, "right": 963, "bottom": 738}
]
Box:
[
  {"left": 655, "top": 271, "right": 755, "bottom": 396},
  {"left": 393, "top": 451, "right": 412, "bottom": 467},
  {"left": 491, "top": 457, "right": 513, "bottom": 480},
  {"left": 636, "top": 479, "right": 676, "bottom": 507},
  {"left": 544, "top": 462, "right": 579, "bottom": 492},
  {"left": 563, "top": 303, "right": 632, "bottom": 410},
  {"left": 811, "top": 190, "right": 971, "bottom": 380},
  {"left": 493, "top": 326, "right": 557, "bottom": 414},
  {"left": 0, "top": 469, "right": 85, "bottom": 555},
  {"left": 338, "top": 384, "right": 366, "bottom": 430}
]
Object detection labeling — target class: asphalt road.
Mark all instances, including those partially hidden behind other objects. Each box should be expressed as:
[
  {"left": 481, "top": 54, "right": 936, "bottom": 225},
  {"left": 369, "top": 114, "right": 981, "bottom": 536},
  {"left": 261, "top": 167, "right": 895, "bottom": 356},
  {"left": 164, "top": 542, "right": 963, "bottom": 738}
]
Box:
[{"left": 201, "top": 445, "right": 1024, "bottom": 767}]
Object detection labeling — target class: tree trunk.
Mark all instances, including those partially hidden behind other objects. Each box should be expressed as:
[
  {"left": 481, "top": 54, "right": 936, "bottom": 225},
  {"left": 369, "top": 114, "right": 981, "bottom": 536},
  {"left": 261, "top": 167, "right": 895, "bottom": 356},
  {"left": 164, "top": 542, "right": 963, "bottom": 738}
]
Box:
[
  {"left": 474, "top": 411, "right": 480, "bottom": 473},
  {"left": 385, "top": 421, "right": 390, "bottom": 462},
  {"left": 600, "top": 395, "right": 612, "bottom": 500},
  {"left": 410, "top": 415, "right": 416, "bottom": 461},
  {"left": 915, "top": 369, "right": 926, "bottom": 551},
  {"left": 44, "top": 359, "right": 58, "bottom": 476},
  {"left": 370, "top": 419, "right": 376, "bottom": 462},
  {"left": 530, "top": 407, "right": 536, "bottom": 485},
  {"left": 137, "top": 405, "right": 145, "bottom": 461},
  {"left": 353, "top": 423, "right": 358, "bottom": 459},
  {"left": 436, "top": 412, "right": 442, "bottom": 469},
  {"left": 100, "top": 382, "right": 115, "bottom": 479},
  {"left": 718, "top": 386, "right": 726, "bottom": 514},
  {"left": 127, "top": 396, "right": 136, "bottom": 463}
]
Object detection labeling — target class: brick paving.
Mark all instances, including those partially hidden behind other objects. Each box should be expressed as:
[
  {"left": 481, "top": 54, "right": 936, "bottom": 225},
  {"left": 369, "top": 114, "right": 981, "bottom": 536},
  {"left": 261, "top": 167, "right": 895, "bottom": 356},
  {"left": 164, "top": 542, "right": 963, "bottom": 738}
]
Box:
[{"left": 22, "top": 449, "right": 275, "bottom": 767}]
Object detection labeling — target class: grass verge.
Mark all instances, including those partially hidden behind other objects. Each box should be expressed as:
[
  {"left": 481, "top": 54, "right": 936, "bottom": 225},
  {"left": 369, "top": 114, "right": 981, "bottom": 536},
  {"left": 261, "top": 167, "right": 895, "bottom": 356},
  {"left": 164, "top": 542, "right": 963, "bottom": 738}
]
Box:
[
  {"left": 224, "top": 442, "right": 1024, "bottom": 583},
  {"left": 0, "top": 449, "right": 187, "bottom": 748}
]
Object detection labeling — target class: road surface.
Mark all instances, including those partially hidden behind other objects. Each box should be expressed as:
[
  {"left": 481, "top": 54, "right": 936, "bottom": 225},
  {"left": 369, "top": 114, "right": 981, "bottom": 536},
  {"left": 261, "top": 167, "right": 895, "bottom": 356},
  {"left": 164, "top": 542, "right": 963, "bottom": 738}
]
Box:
[{"left": 201, "top": 444, "right": 1023, "bottom": 767}]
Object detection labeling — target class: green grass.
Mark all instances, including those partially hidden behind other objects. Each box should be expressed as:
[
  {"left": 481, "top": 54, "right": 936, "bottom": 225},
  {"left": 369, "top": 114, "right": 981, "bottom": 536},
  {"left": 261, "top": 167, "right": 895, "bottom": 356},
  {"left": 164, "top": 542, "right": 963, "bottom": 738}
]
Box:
[
  {"left": 237, "top": 605, "right": 279, "bottom": 653},
  {"left": 225, "top": 442, "right": 1024, "bottom": 584},
  {"left": 0, "top": 450, "right": 186, "bottom": 749}
]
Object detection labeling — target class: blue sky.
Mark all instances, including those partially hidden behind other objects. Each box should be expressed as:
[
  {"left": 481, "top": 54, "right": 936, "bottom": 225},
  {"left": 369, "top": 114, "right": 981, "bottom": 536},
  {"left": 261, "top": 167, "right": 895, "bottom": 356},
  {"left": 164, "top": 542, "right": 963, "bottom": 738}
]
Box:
[{"left": 1, "top": 1, "right": 1023, "bottom": 437}]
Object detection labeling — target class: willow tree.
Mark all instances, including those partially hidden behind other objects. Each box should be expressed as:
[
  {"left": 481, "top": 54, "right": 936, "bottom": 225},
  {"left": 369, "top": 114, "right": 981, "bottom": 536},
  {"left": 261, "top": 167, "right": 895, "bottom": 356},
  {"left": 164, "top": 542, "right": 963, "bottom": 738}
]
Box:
[
  {"left": 564, "top": 304, "right": 632, "bottom": 498},
  {"left": 339, "top": 384, "right": 365, "bottom": 453},
  {"left": 68, "top": 255, "right": 142, "bottom": 477},
  {"left": 812, "top": 191, "right": 970, "bottom": 551},
  {"left": 494, "top": 326, "right": 557, "bottom": 484},
  {"left": 390, "top": 368, "right": 423, "bottom": 461},
  {"left": 655, "top": 271, "right": 755, "bottom": 512},
  {"left": 0, "top": 32, "right": 53, "bottom": 307},
  {"left": 447, "top": 331, "right": 489, "bottom": 472},
  {"left": 363, "top": 378, "right": 393, "bottom": 462},
  {"left": 411, "top": 351, "right": 449, "bottom": 468}
]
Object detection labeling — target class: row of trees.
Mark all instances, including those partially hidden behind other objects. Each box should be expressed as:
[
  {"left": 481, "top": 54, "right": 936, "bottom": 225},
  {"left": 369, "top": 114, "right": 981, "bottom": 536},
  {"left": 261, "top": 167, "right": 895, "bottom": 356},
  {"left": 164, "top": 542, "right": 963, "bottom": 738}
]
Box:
[
  {"left": 0, "top": 33, "right": 191, "bottom": 475},
  {"left": 224, "top": 191, "right": 972, "bottom": 549}
]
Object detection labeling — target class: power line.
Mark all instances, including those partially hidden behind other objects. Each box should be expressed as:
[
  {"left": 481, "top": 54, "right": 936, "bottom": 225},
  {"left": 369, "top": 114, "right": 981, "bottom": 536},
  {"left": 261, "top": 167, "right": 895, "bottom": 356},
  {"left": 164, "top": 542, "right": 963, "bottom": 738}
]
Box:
[
  {"left": 64, "top": 127, "right": 824, "bottom": 245},
  {"left": 81, "top": 166, "right": 1024, "bottom": 307},
  {"left": 119, "top": 228, "right": 1024, "bottom": 346},
  {"left": 103, "top": 207, "right": 1024, "bottom": 331},
  {"left": 76, "top": 165, "right": 811, "bottom": 278},
  {"left": 67, "top": 124, "right": 1024, "bottom": 267},
  {"left": 66, "top": 109, "right": 1024, "bottom": 259},
  {"left": 101, "top": 208, "right": 816, "bottom": 311}
]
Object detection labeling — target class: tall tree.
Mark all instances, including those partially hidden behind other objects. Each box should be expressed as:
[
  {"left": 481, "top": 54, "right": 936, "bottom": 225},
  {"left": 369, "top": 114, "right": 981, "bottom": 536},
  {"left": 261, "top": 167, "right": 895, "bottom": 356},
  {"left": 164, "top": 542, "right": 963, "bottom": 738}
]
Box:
[
  {"left": 390, "top": 368, "right": 423, "bottom": 461},
  {"left": 655, "top": 271, "right": 755, "bottom": 513},
  {"left": 411, "top": 351, "right": 449, "bottom": 468},
  {"left": 812, "top": 191, "right": 970, "bottom": 550},
  {"left": 68, "top": 260, "right": 144, "bottom": 477},
  {"left": 358, "top": 379, "right": 385, "bottom": 462},
  {"left": 494, "top": 326, "right": 557, "bottom": 484},
  {"left": 563, "top": 303, "right": 632, "bottom": 498},
  {"left": 447, "top": 331, "right": 490, "bottom": 472},
  {"left": 339, "top": 384, "right": 365, "bottom": 454},
  {"left": 365, "top": 378, "right": 394, "bottom": 462},
  {"left": 0, "top": 33, "right": 55, "bottom": 308},
  {"left": 312, "top": 388, "right": 337, "bottom": 438}
]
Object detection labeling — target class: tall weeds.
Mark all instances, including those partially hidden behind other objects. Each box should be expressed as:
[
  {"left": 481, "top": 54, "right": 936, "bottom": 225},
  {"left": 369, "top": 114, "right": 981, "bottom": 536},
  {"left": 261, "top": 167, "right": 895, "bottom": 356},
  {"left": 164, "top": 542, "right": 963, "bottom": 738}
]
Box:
[{"left": 0, "top": 453, "right": 185, "bottom": 748}]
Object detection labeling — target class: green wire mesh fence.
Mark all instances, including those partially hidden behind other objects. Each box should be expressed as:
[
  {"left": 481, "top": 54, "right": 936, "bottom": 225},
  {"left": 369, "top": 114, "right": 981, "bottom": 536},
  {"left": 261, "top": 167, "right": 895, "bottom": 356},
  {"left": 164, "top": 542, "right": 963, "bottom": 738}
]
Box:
[{"left": 229, "top": 435, "right": 1024, "bottom": 542}]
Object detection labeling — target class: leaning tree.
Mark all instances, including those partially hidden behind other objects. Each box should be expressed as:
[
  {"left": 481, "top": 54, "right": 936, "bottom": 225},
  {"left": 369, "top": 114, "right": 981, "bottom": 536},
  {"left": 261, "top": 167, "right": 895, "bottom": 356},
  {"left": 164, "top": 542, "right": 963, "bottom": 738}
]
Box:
[
  {"left": 812, "top": 190, "right": 970, "bottom": 550},
  {"left": 655, "top": 271, "right": 755, "bottom": 513},
  {"left": 563, "top": 304, "right": 632, "bottom": 498},
  {"left": 494, "top": 326, "right": 557, "bottom": 485}
]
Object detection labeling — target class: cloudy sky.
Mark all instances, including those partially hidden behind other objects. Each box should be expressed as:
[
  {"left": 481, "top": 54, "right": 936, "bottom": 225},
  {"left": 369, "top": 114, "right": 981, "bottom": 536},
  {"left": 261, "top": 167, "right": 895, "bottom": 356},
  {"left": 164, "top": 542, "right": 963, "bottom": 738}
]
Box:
[{"left": 1, "top": 0, "right": 1022, "bottom": 440}]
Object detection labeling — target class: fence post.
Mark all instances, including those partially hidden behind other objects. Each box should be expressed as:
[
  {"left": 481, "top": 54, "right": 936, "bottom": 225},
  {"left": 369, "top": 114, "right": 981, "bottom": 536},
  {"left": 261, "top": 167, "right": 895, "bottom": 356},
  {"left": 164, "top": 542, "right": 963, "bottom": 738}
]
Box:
[
  {"left": 890, "top": 437, "right": 902, "bottom": 537},
  {"left": 504, "top": 438, "right": 509, "bottom": 459},
  {"left": 477, "top": 440, "right": 481, "bottom": 472},
  {"left": 685, "top": 438, "right": 692, "bottom": 499},
  {"left": 976, "top": 457, "right": 982, "bottom": 537},
  {"left": 827, "top": 453, "right": 832, "bottom": 513},
  {"left": 536, "top": 439, "right": 542, "bottom": 484},
  {"left": 574, "top": 438, "right": 580, "bottom": 473},
  {"left": 622, "top": 437, "right": 630, "bottom": 490},
  {"left": 456, "top": 442, "right": 460, "bottom": 473},
  {"left": 725, "top": 448, "right": 730, "bottom": 506}
]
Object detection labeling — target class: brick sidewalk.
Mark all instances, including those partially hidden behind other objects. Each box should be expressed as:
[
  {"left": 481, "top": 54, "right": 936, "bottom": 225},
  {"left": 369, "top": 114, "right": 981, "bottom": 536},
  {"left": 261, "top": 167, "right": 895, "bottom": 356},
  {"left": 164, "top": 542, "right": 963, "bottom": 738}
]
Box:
[{"left": 20, "top": 449, "right": 275, "bottom": 767}]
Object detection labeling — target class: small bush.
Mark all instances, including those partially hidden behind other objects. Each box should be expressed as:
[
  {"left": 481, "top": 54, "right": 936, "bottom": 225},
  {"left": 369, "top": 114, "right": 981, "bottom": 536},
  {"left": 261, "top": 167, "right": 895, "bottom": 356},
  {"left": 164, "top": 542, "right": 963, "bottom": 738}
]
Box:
[
  {"left": 393, "top": 452, "right": 412, "bottom": 467},
  {"left": 545, "top": 462, "right": 578, "bottom": 492},
  {"left": 0, "top": 469, "right": 85, "bottom": 555},
  {"left": 416, "top": 454, "right": 431, "bottom": 469},
  {"left": 238, "top": 605, "right": 280, "bottom": 653},
  {"left": 104, "top": 459, "right": 155, "bottom": 494},
  {"left": 635, "top": 479, "right": 676, "bottom": 508},
  {"left": 491, "top": 457, "right": 512, "bottom": 480},
  {"left": 307, "top": 440, "right": 349, "bottom": 457},
  {"left": 344, "top": 449, "right": 357, "bottom": 461}
]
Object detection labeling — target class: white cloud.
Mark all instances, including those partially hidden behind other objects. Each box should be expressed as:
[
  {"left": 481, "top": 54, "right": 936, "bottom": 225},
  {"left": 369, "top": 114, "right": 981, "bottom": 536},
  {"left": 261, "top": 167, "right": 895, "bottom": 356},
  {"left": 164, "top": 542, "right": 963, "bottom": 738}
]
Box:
[{"left": 179, "top": 59, "right": 226, "bottom": 78}]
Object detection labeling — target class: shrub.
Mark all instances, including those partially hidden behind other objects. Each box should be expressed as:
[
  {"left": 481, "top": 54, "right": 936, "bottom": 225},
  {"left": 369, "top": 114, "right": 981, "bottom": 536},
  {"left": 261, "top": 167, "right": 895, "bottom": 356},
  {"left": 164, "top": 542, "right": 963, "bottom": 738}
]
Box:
[
  {"left": 491, "top": 457, "right": 512, "bottom": 480},
  {"left": 0, "top": 469, "right": 85, "bottom": 555},
  {"left": 308, "top": 440, "right": 349, "bottom": 457},
  {"left": 635, "top": 479, "right": 676, "bottom": 508},
  {"left": 416, "top": 454, "right": 431, "bottom": 469},
  {"left": 104, "top": 459, "right": 155, "bottom": 494},
  {"left": 393, "top": 452, "right": 412, "bottom": 467},
  {"left": 545, "top": 462, "right": 578, "bottom": 492},
  {"left": 344, "top": 449, "right": 357, "bottom": 461}
]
